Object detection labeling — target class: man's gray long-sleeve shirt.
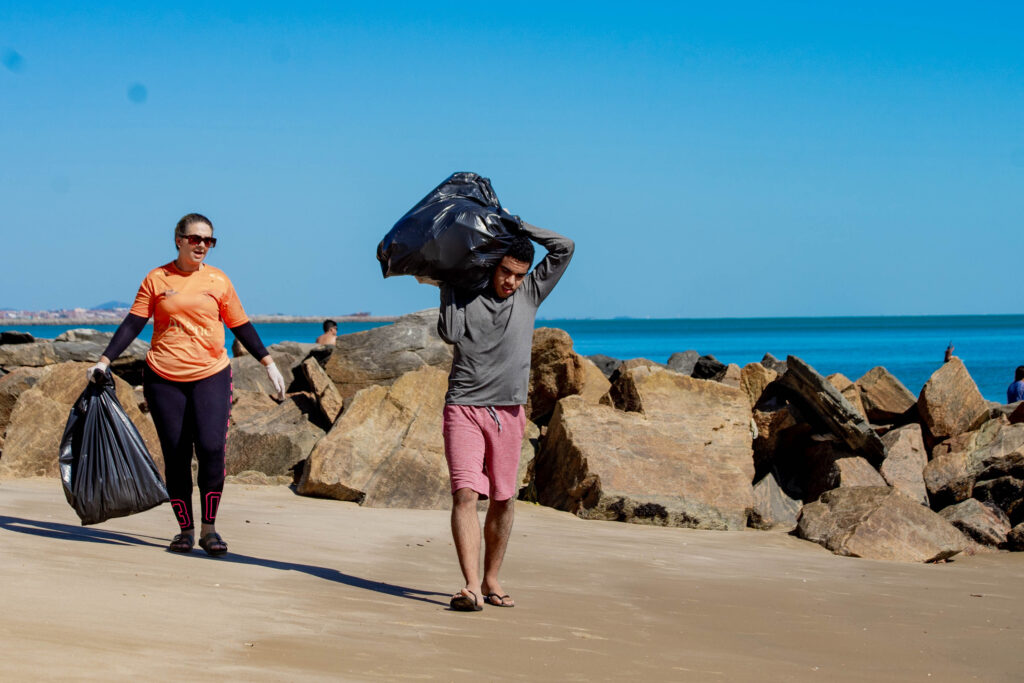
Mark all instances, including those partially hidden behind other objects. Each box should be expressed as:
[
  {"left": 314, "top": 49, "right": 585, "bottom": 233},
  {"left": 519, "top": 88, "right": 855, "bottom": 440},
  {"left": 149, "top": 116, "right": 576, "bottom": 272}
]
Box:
[{"left": 437, "top": 221, "right": 574, "bottom": 406}]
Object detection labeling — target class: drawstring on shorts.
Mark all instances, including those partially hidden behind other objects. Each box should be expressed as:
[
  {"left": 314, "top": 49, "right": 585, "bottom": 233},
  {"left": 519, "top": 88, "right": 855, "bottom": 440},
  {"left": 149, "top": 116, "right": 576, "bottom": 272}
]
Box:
[{"left": 486, "top": 406, "right": 503, "bottom": 432}]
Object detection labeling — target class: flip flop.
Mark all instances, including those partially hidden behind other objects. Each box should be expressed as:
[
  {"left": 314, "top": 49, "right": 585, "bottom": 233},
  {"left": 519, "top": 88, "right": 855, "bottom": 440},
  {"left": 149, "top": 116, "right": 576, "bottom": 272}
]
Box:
[
  {"left": 198, "top": 532, "right": 228, "bottom": 557},
  {"left": 167, "top": 533, "right": 194, "bottom": 553},
  {"left": 450, "top": 590, "right": 483, "bottom": 612},
  {"left": 485, "top": 593, "right": 515, "bottom": 608}
]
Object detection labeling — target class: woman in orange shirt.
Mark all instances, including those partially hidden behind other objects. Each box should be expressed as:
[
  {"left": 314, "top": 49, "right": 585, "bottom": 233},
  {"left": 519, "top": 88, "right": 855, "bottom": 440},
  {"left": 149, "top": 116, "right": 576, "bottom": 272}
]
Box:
[{"left": 88, "top": 213, "right": 286, "bottom": 557}]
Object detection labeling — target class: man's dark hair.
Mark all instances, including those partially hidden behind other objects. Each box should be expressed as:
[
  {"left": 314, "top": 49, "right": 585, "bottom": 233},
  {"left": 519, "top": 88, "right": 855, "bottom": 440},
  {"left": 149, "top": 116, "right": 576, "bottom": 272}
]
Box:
[
  {"left": 1015, "top": 366, "right": 1024, "bottom": 382},
  {"left": 505, "top": 235, "right": 534, "bottom": 267},
  {"left": 323, "top": 319, "right": 337, "bottom": 332}
]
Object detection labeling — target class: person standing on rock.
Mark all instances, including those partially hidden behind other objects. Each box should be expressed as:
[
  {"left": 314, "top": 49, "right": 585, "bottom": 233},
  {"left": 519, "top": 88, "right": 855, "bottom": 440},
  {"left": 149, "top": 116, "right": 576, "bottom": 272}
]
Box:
[
  {"left": 437, "top": 220, "right": 574, "bottom": 611},
  {"left": 86, "top": 213, "right": 286, "bottom": 557}
]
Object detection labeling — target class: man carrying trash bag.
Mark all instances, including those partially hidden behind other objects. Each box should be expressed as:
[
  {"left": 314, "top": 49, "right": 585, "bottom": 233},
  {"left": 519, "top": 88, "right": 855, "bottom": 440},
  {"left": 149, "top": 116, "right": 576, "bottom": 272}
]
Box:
[{"left": 379, "top": 173, "right": 574, "bottom": 611}]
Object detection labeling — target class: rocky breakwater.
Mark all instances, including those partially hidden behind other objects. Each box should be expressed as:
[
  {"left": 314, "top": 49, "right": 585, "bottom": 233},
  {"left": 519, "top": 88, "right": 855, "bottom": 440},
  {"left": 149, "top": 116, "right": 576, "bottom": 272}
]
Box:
[
  {"left": 534, "top": 364, "right": 754, "bottom": 530},
  {"left": 5, "top": 317, "right": 1024, "bottom": 564}
]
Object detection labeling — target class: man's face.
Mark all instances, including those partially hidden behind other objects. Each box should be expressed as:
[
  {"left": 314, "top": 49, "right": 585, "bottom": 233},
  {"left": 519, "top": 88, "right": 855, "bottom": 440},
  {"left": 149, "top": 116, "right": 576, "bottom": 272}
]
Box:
[{"left": 492, "top": 255, "right": 530, "bottom": 298}]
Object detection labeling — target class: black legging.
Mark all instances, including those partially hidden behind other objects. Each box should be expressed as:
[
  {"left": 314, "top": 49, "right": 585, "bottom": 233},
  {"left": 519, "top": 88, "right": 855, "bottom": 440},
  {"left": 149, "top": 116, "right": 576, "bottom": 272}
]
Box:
[{"left": 143, "top": 365, "right": 232, "bottom": 531}]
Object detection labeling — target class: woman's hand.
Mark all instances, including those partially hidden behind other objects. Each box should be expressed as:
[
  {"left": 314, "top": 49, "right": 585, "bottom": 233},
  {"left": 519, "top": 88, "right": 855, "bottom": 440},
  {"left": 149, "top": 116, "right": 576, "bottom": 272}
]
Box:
[
  {"left": 264, "top": 361, "right": 286, "bottom": 400},
  {"left": 86, "top": 358, "right": 110, "bottom": 383}
]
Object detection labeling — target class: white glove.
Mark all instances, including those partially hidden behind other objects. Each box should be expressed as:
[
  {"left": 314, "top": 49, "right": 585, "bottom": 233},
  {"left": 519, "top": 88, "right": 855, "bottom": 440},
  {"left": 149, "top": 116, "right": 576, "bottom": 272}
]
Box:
[
  {"left": 86, "top": 361, "right": 109, "bottom": 383},
  {"left": 265, "top": 362, "right": 286, "bottom": 400}
]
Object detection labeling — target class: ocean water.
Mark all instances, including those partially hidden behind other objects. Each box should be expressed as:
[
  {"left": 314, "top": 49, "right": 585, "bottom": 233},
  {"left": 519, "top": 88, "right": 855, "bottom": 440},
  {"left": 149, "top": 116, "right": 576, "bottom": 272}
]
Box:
[
  {"left": 541, "top": 315, "right": 1024, "bottom": 404},
  {"left": 4, "top": 315, "right": 1022, "bottom": 402}
]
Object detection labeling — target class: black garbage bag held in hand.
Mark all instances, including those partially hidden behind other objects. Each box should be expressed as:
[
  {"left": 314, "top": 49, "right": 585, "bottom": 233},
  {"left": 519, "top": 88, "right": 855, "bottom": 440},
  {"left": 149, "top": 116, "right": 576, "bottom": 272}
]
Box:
[
  {"left": 377, "top": 172, "right": 522, "bottom": 290},
  {"left": 58, "top": 368, "right": 168, "bottom": 525}
]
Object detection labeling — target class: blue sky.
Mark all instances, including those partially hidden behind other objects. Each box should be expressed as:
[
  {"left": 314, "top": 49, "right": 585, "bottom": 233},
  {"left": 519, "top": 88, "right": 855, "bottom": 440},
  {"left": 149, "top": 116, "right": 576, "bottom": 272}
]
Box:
[{"left": 3, "top": 2, "right": 1022, "bottom": 319}]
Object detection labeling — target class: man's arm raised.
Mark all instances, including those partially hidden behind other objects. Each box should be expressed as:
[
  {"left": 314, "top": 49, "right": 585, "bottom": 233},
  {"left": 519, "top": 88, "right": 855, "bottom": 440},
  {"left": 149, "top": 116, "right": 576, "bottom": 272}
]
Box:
[
  {"left": 520, "top": 221, "right": 574, "bottom": 304},
  {"left": 437, "top": 283, "right": 467, "bottom": 344}
]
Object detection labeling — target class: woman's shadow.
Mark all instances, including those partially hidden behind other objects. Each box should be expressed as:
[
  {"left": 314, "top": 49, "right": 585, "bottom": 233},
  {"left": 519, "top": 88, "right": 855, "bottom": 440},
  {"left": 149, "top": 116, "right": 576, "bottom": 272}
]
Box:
[{"left": 0, "top": 515, "right": 449, "bottom": 606}]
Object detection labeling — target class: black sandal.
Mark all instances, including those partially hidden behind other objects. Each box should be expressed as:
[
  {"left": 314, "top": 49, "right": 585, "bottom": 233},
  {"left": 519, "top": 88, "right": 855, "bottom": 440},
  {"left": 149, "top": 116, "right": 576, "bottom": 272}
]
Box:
[
  {"left": 449, "top": 590, "right": 483, "bottom": 612},
  {"left": 198, "top": 532, "right": 228, "bottom": 557},
  {"left": 168, "top": 533, "right": 194, "bottom": 553},
  {"left": 485, "top": 593, "right": 515, "bottom": 608}
]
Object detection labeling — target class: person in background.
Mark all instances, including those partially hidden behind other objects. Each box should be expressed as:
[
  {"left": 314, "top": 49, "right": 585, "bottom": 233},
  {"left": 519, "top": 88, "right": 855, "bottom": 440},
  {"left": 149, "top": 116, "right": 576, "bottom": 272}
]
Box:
[
  {"left": 944, "top": 343, "right": 955, "bottom": 363},
  {"left": 437, "top": 220, "right": 574, "bottom": 611},
  {"left": 316, "top": 319, "right": 338, "bottom": 345},
  {"left": 1007, "top": 366, "right": 1024, "bottom": 403},
  {"left": 87, "top": 213, "right": 286, "bottom": 557}
]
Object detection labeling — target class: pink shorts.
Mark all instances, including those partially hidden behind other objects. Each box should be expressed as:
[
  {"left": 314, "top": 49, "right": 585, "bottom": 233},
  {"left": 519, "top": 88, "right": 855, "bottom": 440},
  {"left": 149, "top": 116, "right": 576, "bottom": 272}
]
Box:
[{"left": 443, "top": 404, "right": 526, "bottom": 501}]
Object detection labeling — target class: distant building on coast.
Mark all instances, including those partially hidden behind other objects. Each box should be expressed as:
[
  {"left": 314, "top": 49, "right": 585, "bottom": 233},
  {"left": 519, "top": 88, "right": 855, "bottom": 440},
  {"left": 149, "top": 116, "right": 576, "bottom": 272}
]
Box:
[{"left": 0, "top": 305, "right": 131, "bottom": 324}]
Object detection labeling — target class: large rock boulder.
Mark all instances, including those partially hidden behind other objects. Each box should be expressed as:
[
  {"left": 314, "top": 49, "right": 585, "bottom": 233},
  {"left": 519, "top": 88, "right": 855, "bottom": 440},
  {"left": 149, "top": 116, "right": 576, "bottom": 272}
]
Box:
[
  {"left": 301, "top": 357, "right": 344, "bottom": 425},
  {"left": 298, "top": 365, "right": 451, "bottom": 509},
  {"left": 714, "top": 363, "right": 742, "bottom": 389},
  {"left": 924, "top": 449, "right": 974, "bottom": 510},
  {"left": 666, "top": 350, "right": 699, "bottom": 376},
  {"left": 972, "top": 466, "right": 1024, "bottom": 526},
  {"left": 803, "top": 438, "right": 886, "bottom": 502},
  {"left": 54, "top": 328, "right": 149, "bottom": 356},
  {"left": 0, "top": 328, "right": 150, "bottom": 385},
  {"left": 587, "top": 354, "right": 621, "bottom": 379},
  {"left": 856, "top": 367, "right": 916, "bottom": 424},
  {"left": 938, "top": 499, "right": 1012, "bottom": 547},
  {"left": 535, "top": 364, "right": 754, "bottom": 530},
  {"left": 602, "top": 358, "right": 664, "bottom": 408},
  {"left": 0, "top": 366, "right": 52, "bottom": 436},
  {"left": 577, "top": 356, "right": 612, "bottom": 406},
  {"left": 515, "top": 420, "right": 542, "bottom": 502},
  {"left": 917, "top": 359, "right": 989, "bottom": 443},
  {"left": 749, "top": 473, "right": 801, "bottom": 531},
  {"left": 826, "top": 373, "right": 867, "bottom": 421},
  {"left": 324, "top": 310, "right": 451, "bottom": 401},
  {"left": 779, "top": 356, "right": 886, "bottom": 465},
  {"left": 0, "top": 362, "right": 162, "bottom": 478},
  {"left": 761, "top": 353, "right": 787, "bottom": 375},
  {"left": 0, "top": 341, "right": 59, "bottom": 369},
  {"left": 231, "top": 341, "right": 317, "bottom": 394},
  {"left": 526, "top": 328, "right": 586, "bottom": 422},
  {"left": 54, "top": 329, "right": 151, "bottom": 386},
  {"left": 879, "top": 424, "right": 929, "bottom": 505},
  {"left": 691, "top": 355, "right": 726, "bottom": 380},
  {"left": 741, "top": 362, "right": 777, "bottom": 407},
  {"left": 1006, "top": 523, "right": 1024, "bottom": 551},
  {"left": 230, "top": 390, "right": 278, "bottom": 424},
  {"left": 226, "top": 393, "right": 326, "bottom": 478},
  {"left": 924, "top": 420, "right": 1024, "bottom": 511},
  {"left": 0, "top": 330, "right": 34, "bottom": 344},
  {"left": 752, "top": 403, "right": 811, "bottom": 486},
  {"left": 796, "top": 487, "right": 966, "bottom": 562}
]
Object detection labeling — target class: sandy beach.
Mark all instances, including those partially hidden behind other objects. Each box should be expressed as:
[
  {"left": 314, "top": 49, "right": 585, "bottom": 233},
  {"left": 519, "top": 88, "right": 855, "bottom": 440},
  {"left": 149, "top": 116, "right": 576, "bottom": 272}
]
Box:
[{"left": 1, "top": 478, "right": 1021, "bottom": 682}]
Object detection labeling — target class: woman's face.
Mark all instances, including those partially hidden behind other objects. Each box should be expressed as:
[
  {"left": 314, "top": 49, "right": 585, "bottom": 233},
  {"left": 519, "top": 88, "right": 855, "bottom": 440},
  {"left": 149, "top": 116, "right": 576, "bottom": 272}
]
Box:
[{"left": 174, "top": 221, "right": 214, "bottom": 270}]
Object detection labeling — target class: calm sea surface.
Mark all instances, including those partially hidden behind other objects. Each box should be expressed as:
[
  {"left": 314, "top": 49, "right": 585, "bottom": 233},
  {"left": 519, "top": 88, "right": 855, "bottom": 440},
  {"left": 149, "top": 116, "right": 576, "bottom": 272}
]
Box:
[{"left": 5, "top": 315, "right": 1023, "bottom": 403}]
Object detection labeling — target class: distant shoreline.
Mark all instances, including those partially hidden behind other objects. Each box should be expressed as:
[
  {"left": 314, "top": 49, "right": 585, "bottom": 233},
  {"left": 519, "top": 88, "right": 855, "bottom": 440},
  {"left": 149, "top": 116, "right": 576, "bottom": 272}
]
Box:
[{"left": 0, "top": 315, "right": 399, "bottom": 326}]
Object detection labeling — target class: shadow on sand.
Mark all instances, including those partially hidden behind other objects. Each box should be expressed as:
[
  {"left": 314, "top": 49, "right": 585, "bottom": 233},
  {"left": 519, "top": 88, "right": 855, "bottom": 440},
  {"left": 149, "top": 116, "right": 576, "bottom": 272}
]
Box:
[{"left": 0, "top": 515, "right": 449, "bottom": 607}]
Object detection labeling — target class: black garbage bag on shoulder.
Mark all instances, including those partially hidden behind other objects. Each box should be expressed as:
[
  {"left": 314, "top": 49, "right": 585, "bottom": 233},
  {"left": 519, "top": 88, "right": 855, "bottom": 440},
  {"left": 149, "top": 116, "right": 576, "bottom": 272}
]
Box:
[
  {"left": 58, "top": 369, "right": 168, "bottom": 525},
  {"left": 377, "top": 172, "right": 522, "bottom": 290}
]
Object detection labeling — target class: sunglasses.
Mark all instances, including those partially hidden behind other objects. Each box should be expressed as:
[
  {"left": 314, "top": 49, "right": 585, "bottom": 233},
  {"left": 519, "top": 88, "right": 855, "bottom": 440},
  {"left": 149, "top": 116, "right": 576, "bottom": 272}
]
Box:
[{"left": 180, "top": 234, "right": 217, "bottom": 248}]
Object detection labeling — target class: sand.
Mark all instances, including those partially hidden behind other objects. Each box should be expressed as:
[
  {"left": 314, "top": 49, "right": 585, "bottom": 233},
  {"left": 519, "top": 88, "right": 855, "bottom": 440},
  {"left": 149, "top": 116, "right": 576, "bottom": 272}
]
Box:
[{"left": 1, "top": 478, "right": 1021, "bottom": 682}]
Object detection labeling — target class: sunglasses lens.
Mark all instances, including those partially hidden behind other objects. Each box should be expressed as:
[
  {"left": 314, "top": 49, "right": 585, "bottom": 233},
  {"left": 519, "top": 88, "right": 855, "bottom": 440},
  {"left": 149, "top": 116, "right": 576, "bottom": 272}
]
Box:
[{"left": 184, "top": 235, "right": 216, "bottom": 247}]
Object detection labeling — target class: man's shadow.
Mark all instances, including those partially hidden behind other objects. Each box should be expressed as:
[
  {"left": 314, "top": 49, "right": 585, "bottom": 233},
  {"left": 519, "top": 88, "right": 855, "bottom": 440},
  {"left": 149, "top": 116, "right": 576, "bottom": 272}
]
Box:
[{"left": 0, "top": 515, "right": 449, "bottom": 607}]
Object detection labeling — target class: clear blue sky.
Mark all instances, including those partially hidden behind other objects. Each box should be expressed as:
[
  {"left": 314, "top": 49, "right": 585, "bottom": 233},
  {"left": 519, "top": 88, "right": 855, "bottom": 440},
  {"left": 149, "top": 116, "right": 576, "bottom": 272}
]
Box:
[{"left": 3, "top": 2, "right": 1022, "bottom": 319}]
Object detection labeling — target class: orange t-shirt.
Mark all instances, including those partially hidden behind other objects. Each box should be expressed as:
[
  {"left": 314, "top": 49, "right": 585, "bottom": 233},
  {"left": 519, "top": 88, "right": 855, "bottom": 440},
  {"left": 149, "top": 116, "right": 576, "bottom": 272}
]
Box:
[{"left": 129, "top": 262, "right": 249, "bottom": 382}]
